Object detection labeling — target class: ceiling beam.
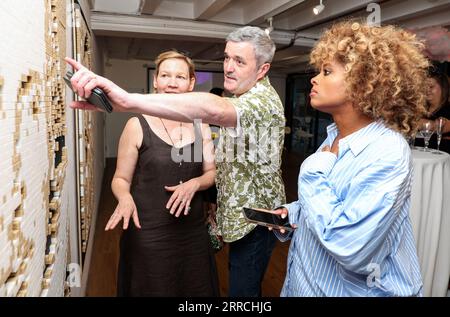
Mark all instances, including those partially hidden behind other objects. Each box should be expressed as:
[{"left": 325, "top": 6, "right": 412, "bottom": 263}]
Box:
[
  {"left": 90, "top": 12, "right": 315, "bottom": 47},
  {"left": 88, "top": 0, "right": 95, "bottom": 9},
  {"left": 273, "top": 62, "right": 311, "bottom": 73},
  {"left": 202, "top": 5, "right": 244, "bottom": 24},
  {"left": 141, "top": 0, "right": 163, "bottom": 15},
  {"left": 290, "top": 0, "right": 450, "bottom": 40},
  {"left": 400, "top": 9, "right": 450, "bottom": 29},
  {"left": 275, "top": 0, "right": 376, "bottom": 30},
  {"left": 151, "top": 1, "right": 195, "bottom": 19},
  {"left": 273, "top": 47, "right": 307, "bottom": 61},
  {"left": 276, "top": 54, "right": 310, "bottom": 65},
  {"left": 243, "top": 0, "right": 306, "bottom": 26},
  {"left": 194, "top": 0, "right": 232, "bottom": 20},
  {"left": 189, "top": 43, "right": 224, "bottom": 60},
  {"left": 377, "top": 0, "right": 450, "bottom": 26},
  {"left": 93, "top": 0, "right": 143, "bottom": 14}
]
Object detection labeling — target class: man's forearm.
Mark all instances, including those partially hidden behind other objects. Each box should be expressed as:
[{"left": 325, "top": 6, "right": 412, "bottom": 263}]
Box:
[{"left": 127, "top": 92, "right": 236, "bottom": 127}]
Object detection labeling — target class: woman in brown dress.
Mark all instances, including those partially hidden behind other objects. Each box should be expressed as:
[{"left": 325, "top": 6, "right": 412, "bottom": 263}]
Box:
[{"left": 105, "top": 50, "right": 219, "bottom": 296}]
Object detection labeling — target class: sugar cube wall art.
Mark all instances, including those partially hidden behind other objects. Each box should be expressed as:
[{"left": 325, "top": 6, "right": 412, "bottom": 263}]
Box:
[{"left": 0, "top": 0, "right": 97, "bottom": 297}]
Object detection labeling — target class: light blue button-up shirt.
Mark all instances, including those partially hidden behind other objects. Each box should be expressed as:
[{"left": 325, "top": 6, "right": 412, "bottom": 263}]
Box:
[{"left": 278, "top": 121, "right": 423, "bottom": 296}]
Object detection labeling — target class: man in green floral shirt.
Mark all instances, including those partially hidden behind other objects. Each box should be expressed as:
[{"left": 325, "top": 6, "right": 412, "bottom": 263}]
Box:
[
  {"left": 66, "top": 26, "right": 286, "bottom": 297},
  {"left": 215, "top": 50, "right": 286, "bottom": 296},
  {"left": 215, "top": 27, "right": 285, "bottom": 297},
  {"left": 216, "top": 76, "right": 286, "bottom": 241}
]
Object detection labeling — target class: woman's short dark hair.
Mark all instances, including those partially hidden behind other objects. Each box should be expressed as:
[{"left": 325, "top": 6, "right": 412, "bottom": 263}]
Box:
[
  {"left": 209, "top": 87, "right": 224, "bottom": 96},
  {"left": 429, "top": 66, "right": 449, "bottom": 107}
]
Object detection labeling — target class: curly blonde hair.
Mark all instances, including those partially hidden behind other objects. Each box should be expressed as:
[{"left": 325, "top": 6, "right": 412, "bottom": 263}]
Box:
[{"left": 310, "top": 21, "right": 430, "bottom": 136}]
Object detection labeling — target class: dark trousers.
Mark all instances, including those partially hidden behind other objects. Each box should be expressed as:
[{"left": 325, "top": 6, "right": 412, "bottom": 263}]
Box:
[{"left": 228, "top": 225, "right": 276, "bottom": 297}]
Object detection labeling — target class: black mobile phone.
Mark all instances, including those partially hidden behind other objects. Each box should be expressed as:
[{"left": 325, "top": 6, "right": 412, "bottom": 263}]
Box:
[
  {"left": 63, "top": 71, "right": 113, "bottom": 113},
  {"left": 243, "top": 207, "right": 293, "bottom": 231}
]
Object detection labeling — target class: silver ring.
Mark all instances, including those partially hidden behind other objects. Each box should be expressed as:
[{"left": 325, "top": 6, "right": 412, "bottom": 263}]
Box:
[{"left": 188, "top": 206, "right": 191, "bottom": 211}]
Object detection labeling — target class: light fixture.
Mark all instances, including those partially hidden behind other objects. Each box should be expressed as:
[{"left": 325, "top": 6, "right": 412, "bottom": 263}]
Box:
[
  {"left": 313, "top": 0, "right": 325, "bottom": 15},
  {"left": 265, "top": 17, "right": 273, "bottom": 35}
]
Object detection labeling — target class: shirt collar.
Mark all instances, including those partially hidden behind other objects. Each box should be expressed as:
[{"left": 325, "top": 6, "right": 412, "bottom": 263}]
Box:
[
  {"left": 326, "top": 120, "right": 388, "bottom": 157},
  {"left": 234, "top": 76, "right": 270, "bottom": 98}
]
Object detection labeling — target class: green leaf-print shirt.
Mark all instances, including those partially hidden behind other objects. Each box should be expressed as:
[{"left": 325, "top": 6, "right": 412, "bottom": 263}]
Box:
[{"left": 216, "top": 77, "right": 286, "bottom": 242}]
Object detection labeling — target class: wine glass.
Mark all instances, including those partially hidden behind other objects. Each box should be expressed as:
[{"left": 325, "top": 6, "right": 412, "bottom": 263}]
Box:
[
  {"left": 435, "top": 117, "right": 445, "bottom": 153},
  {"left": 419, "top": 121, "right": 435, "bottom": 152},
  {"left": 406, "top": 134, "right": 416, "bottom": 149}
]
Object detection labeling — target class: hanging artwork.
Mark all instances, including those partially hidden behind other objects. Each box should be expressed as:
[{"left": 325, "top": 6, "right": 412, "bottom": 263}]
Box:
[
  {"left": 0, "top": 0, "right": 69, "bottom": 297},
  {"left": 73, "top": 4, "right": 94, "bottom": 258}
]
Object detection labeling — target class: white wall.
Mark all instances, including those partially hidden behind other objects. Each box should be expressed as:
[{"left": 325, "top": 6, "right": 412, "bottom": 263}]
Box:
[{"left": 104, "top": 59, "right": 147, "bottom": 158}]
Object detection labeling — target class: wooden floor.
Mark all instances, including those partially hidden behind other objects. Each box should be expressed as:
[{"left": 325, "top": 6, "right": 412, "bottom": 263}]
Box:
[{"left": 86, "top": 151, "right": 303, "bottom": 297}]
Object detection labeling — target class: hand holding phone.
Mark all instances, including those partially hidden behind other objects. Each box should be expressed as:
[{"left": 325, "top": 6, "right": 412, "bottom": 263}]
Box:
[
  {"left": 64, "top": 70, "right": 113, "bottom": 113},
  {"left": 243, "top": 207, "right": 294, "bottom": 232}
]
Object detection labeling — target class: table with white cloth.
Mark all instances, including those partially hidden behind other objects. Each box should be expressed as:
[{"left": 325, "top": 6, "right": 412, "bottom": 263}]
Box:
[{"left": 409, "top": 148, "right": 450, "bottom": 297}]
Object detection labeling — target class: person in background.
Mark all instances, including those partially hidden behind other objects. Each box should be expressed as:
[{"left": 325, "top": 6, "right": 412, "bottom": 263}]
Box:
[
  {"left": 210, "top": 87, "right": 225, "bottom": 97},
  {"left": 414, "top": 68, "right": 450, "bottom": 153},
  {"left": 65, "top": 26, "right": 286, "bottom": 297},
  {"left": 208, "top": 86, "right": 225, "bottom": 149},
  {"left": 106, "top": 50, "right": 219, "bottom": 296},
  {"left": 270, "top": 21, "right": 428, "bottom": 296},
  {"left": 205, "top": 87, "right": 224, "bottom": 210},
  {"left": 204, "top": 87, "right": 224, "bottom": 252}
]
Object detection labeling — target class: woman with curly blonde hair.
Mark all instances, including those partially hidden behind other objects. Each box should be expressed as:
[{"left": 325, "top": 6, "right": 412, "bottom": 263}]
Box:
[{"left": 272, "top": 21, "right": 429, "bottom": 296}]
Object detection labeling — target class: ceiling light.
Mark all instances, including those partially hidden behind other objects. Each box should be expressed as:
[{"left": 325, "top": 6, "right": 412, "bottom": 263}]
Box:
[
  {"left": 313, "top": 0, "right": 325, "bottom": 15},
  {"left": 265, "top": 17, "right": 273, "bottom": 35}
]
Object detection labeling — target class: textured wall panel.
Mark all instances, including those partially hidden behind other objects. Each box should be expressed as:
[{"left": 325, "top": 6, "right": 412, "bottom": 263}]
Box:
[
  {"left": 0, "top": 0, "right": 72, "bottom": 297},
  {"left": 74, "top": 6, "right": 94, "bottom": 256}
]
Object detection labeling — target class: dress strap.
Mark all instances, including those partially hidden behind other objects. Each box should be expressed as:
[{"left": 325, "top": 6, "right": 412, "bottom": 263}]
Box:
[{"left": 136, "top": 115, "right": 151, "bottom": 151}]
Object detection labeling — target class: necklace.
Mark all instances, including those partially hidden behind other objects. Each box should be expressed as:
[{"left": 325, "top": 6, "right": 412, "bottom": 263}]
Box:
[
  {"left": 159, "top": 118, "right": 182, "bottom": 147},
  {"left": 159, "top": 118, "right": 184, "bottom": 184}
]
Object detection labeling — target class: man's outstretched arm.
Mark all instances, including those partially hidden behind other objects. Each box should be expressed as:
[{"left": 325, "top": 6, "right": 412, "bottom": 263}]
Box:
[{"left": 65, "top": 57, "right": 237, "bottom": 127}]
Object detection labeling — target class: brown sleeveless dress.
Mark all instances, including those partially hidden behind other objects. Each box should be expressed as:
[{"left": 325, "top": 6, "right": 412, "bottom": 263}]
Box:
[{"left": 117, "top": 115, "right": 219, "bottom": 296}]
